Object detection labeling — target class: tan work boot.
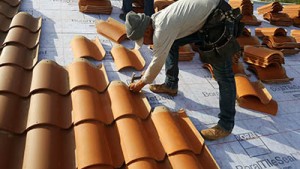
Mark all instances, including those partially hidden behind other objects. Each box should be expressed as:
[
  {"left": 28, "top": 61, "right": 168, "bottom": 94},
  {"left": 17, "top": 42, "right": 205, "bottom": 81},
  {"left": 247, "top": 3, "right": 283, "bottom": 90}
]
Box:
[
  {"left": 200, "top": 125, "right": 231, "bottom": 141},
  {"left": 149, "top": 83, "right": 178, "bottom": 96}
]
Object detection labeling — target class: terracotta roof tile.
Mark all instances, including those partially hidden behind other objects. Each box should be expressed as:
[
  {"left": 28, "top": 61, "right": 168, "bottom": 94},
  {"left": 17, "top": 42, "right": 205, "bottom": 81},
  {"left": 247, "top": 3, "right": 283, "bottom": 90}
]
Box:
[
  {"left": 108, "top": 81, "right": 151, "bottom": 120},
  {"left": 68, "top": 58, "right": 109, "bottom": 92},
  {"left": 110, "top": 44, "right": 146, "bottom": 71},
  {"left": 31, "top": 60, "right": 69, "bottom": 95},
  {"left": 0, "top": 44, "right": 38, "bottom": 69},
  {"left": 0, "top": 1, "right": 19, "bottom": 18},
  {"left": 257, "top": 2, "right": 283, "bottom": 14},
  {"left": 0, "top": 65, "right": 32, "bottom": 97},
  {"left": 179, "top": 44, "right": 195, "bottom": 61},
  {"left": 0, "top": 14, "right": 11, "bottom": 32},
  {"left": 255, "top": 27, "right": 286, "bottom": 38},
  {"left": 4, "top": 27, "right": 41, "bottom": 49},
  {"left": 10, "top": 12, "right": 42, "bottom": 32},
  {"left": 71, "top": 88, "right": 114, "bottom": 125},
  {"left": 235, "top": 74, "right": 278, "bottom": 115},
  {"left": 78, "top": 0, "right": 112, "bottom": 14},
  {"left": 291, "top": 29, "right": 300, "bottom": 42},
  {"left": 247, "top": 63, "right": 294, "bottom": 83},
  {"left": 263, "top": 12, "right": 293, "bottom": 27},
  {"left": 241, "top": 15, "right": 262, "bottom": 26},
  {"left": 74, "top": 122, "right": 123, "bottom": 169},
  {"left": 71, "top": 35, "right": 106, "bottom": 61},
  {"left": 236, "top": 28, "right": 260, "bottom": 48},
  {"left": 95, "top": 17, "right": 127, "bottom": 43},
  {"left": 282, "top": 4, "right": 300, "bottom": 18}
]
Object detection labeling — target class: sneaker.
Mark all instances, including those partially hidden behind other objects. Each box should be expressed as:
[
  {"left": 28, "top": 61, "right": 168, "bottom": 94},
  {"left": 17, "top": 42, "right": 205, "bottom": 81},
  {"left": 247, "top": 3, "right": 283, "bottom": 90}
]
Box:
[
  {"left": 200, "top": 125, "right": 231, "bottom": 141},
  {"left": 119, "top": 13, "right": 126, "bottom": 21},
  {"left": 149, "top": 83, "right": 178, "bottom": 96}
]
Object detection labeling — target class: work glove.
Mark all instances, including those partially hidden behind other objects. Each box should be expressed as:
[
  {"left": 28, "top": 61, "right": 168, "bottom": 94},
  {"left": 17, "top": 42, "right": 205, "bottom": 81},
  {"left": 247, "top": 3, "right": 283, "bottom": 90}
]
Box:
[{"left": 128, "top": 79, "right": 146, "bottom": 93}]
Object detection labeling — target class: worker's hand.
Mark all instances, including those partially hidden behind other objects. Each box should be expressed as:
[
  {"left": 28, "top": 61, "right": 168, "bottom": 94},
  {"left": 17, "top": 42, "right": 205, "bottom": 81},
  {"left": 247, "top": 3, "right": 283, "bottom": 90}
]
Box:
[{"left": 128, "top": 80, "right": 146, "bottom": 93}]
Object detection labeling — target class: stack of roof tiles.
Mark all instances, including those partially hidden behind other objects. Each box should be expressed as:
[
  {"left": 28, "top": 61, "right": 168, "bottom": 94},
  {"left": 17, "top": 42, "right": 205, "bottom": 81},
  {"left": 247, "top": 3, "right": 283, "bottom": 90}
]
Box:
[
  {"left": 257, "top": 2, "right": 293, "bottom": 26},
  {"left": 78, "top": 0, "right": 112, "bottom": 14},
  {"left": 282, "top": 4, "right": 300, "bottom": 27},
  {"left": 236, "top": 28, "right": 260, "bottom": 49},
  {"left": 291, "top": 29, "right": 300, "bottom": 43},
  {"left": 243, "top": 45, "right": 293, "bottom": 83},
  {"left": 229, "top": 0, "right": 261, "bottom": 25},
  {"left": 261, "top": 27, "right": 300, "bottom": 56}
]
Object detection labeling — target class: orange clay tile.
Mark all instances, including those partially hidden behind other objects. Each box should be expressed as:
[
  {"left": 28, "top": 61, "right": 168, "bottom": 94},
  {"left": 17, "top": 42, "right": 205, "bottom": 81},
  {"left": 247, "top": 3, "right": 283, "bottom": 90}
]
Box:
[
  {"left": 241, "top": 15, "right": 262, "bottom": 26},
  {"left": 0, "top": 91, "right": 71, "bottom": 133},
  {"left": 27, "top": 91, "right": 72, "bottom": 129},
  {"left": 107, "top": 81, "right": 151, "bottom": 120},
  {"left": 71, "top": 88, "right": 114, "bottom": 125},
  {"left": 0, "top": 92, "right": 28, "bottom": 133},
  {"left": 126, "top": 159, "right": 172, "bottom": 169},
  {"left": 9, "top": 12, "right": 42, "bottom": 32},
  {"left": 151, "top": 106, "right": 219, "bottom": 169},
  {"left": 0, "top": 1, "right": 19, "bottom": 18},
  {"left": 22, "top": 127, "right": 75, "bottom": 169},
  {"left": 0, "top": 44, "right": 38, "bottom": 69},
  {"left": 257, "top": 2, "right": 283, "bottom": 15},
  {"left": 110, "top": 44, "right": 146, "bottom": 71},
  {"left": 0, "top": 14, "right": 11, "bottom": 32},
  {"left": 291, "top": 29, "right": 300, "bottom": 43},
  {"left": 263, "top": 12, "right": 293, "bottom": 27},
  {"left": 74, "top": 122, "right": 123, "bottom": 169},
  {"left": 262, "top": 35, "right": 300, "bottom": 49},
  {"left": 282, "top": 4, "right": 300, "bottom": 18},
  {"left": 0, "top": 65, "right": 31, "bottom": 97},
  {"left": 2, "top": 0, "right": 20, "bottom": 7},
  {"left": 255, "top": 27, "right": 286, "bottom": 38},
  {"left": 243, "top": 45, "right": 284, "bottom": 67},
  {"left": 179, "top": 44, "right": 195, "bottom": 61},
  {"left": 235, "top": 74, "right": 278, "bottom": 115},
  {"left": 4, "top": 27, "right": 41, "bottom": 49},
  {"left": 30, "top": 60, "right": 69, "bottom": 95},
  {"left": 95, "top": 17, "right": 127, "bottom": 43},
  {"left": 78, "top": 0, "right": 112, "bottom": 14},
  {"left": 116, "top": 116, "right": 165, "bottom": 164},
  {"left": 236, "top": 28, "right": 260, "bottom": 48},
  {"left": 67, "top": 58, "right": 109, "bottom": 92},
  {"left": 70, "top": 35, "right": 106, "bottom": 61},
  {"left": 247, "top": 63, "right": 294, "bottom": 83}
]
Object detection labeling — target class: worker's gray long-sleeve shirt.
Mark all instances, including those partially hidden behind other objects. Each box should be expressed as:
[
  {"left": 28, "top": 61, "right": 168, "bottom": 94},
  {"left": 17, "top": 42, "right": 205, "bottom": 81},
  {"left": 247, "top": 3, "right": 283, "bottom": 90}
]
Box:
[{"left": 141, "top": 0, "right": 220, "bottom": 84}]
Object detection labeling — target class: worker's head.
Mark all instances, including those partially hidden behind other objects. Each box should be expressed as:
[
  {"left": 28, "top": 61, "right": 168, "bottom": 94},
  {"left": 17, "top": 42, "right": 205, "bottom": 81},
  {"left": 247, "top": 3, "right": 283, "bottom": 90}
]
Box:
[{"left": 125, "top": 11, "right": 151, "bottom": 49}]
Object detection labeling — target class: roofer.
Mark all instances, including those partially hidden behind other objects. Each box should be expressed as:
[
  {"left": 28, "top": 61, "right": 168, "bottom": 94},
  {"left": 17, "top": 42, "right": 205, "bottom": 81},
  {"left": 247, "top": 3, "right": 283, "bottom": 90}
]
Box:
[{"left": 125, "top": 0, "right": 243, "bottom": 140}]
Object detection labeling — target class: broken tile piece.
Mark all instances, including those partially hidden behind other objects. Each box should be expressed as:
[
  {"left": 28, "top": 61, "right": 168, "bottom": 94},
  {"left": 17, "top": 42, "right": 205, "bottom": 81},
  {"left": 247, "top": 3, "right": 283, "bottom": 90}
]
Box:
[
  {"left": 71, "top": 35, "right": 106, "bottom": 61},
  {"left": 110, "top": 44, "right": 145, "bottom": 71}
]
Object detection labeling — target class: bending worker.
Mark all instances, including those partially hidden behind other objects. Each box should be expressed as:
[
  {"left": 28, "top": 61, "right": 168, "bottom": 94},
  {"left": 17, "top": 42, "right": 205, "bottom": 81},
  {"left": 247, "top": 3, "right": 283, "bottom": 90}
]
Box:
[{"left": 126, "top": 0, "right": 242, "bottom": 140}]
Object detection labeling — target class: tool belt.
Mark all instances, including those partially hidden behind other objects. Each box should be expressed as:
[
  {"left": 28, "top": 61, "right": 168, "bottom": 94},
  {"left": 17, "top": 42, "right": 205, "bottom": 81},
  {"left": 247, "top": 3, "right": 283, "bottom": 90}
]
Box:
[{"left": 197, "top": 0, "right": 244, "bottom": 64}]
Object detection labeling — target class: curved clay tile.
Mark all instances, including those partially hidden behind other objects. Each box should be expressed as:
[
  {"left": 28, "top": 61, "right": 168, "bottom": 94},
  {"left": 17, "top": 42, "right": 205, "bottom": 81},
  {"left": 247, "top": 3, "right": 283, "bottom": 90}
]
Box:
[
  {"left": 0, "top": 132, "right": 24, "bottom": 169},
  {"left": 2, "top": 0, "right": 20, "bottom": 7},
  {"left": 179, "top": 44, "right": 195, "bottom": 61},
  {"left": 22, "top": 127, "right": 75, "bottom": 169},
  {"left": 0, "top": 65, "right": 32, "bottom": 97},
  {"left": 243, "top": 45, "right": 284, "bottom": 67},
  {"left": 168, "top": 152, "right": 202, "bottom": 169},
  {"left": 9, "top": 12, "right": 42, "bottom": 32},
  {"left": 247, "top": 63, "right": 294, "bottom": 83},
  {"left": 30, "top": 60, "right": 69, "bottom": 95},
  {"left": 0, "top": 44, "right": 38, "bottom": 69},
  {"left": 110, "top": 44, "right": 145, "bottom": 71},
  {"left": 0, "top": 14, "right": 11, "bottom": 32},
  {"left": 235, "top": 74, "right": 278, "bottom": 115},
  {"left": 116, "top": 116, "right": 165, "bottom": 164},
  {"left": 107, "top": 81, "right": 151, "bottom": 120},
  {"left": 255, "top": 27, "right": 286, "bottom": 38},
  {"left": 262, "top": 35, "right": 300, "bottom": 49},
  {"left": 241, "top": 15, "right": 262, "bottom": 26},
  {"left": 236, "top": 28, "right": 260, "bottom": 48},
  {"left": 71, "top": 88, "right": 114, "bottom": 125},
  {"left": 4, "top": 27, "right": 41, "bottom": 49},
  {"left": 0, "top": 92, "right": 28, "bottom": 133},
  {"left": 0, "top": 1, "right": 19, "bottom": 18},
  {"left": 291, "top": 29, "right": 300, "bottom": 43},
  {"left": 263, "top": 12, "right": 293, "bottom": 27},
  {"left": 27, "top": 91, "right": 72, "bottom": 130},
  {"left": 70, "top": 35, "right": 106, "bottom": 61},
  {"left": 74, "top": 122, "right": 123, "bottom": 169},
  {"left": 257, "top": 2, "right": 282, "bottom": 14},
  {"left": 151, "top": 106, "right": 204, "bottom": 155},
  {"left": 95, "top": 17, "right": 127, "bottom": 43},
  {"left": 68, "top": 59, "right": 109, "bottom": 92},
  {"left": 127, "top": 159, "right": 172, "bottom": 169}
]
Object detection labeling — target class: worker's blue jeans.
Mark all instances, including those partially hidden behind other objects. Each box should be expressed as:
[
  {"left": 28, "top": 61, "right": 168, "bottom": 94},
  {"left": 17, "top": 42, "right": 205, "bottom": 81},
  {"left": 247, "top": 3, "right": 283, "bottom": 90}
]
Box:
[
  {"left": 122, "top": 0, "right": 154, "bottom": 16},
  {"left": 165, "top": 32, "right": 236, "bottom": 132}
]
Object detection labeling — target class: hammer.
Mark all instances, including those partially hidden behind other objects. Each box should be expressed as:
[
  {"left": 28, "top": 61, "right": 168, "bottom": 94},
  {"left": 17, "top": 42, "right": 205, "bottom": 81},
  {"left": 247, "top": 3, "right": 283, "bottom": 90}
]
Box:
[{"left": 130, "top": 71, "right": 145, "bottom": 83}]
